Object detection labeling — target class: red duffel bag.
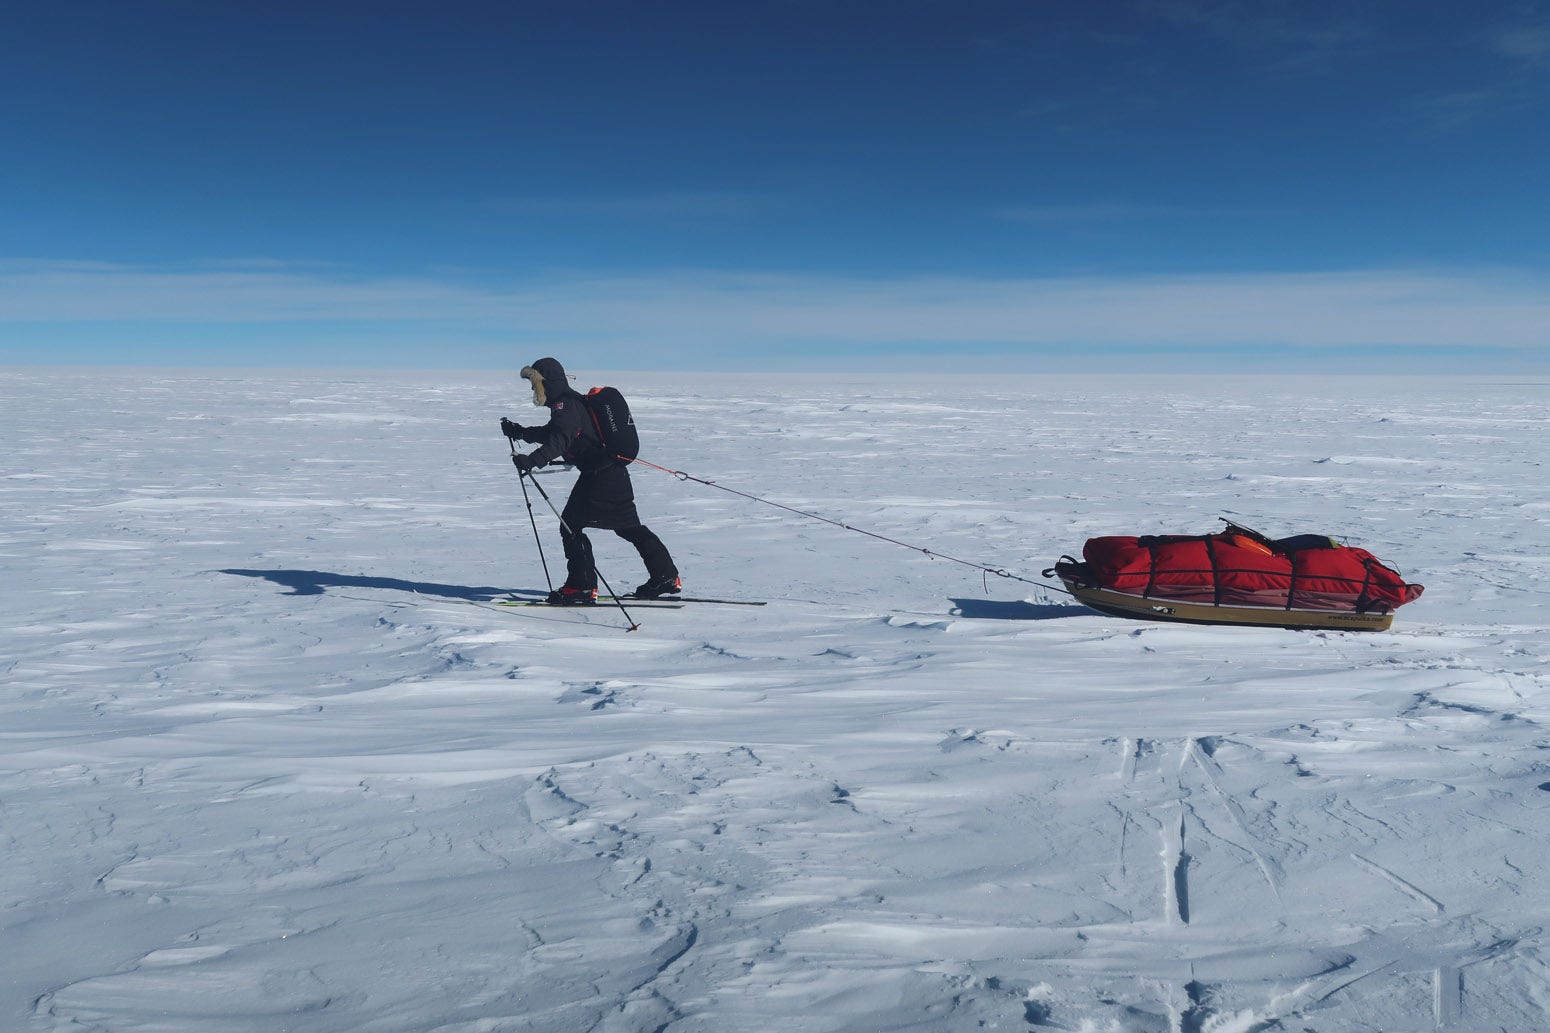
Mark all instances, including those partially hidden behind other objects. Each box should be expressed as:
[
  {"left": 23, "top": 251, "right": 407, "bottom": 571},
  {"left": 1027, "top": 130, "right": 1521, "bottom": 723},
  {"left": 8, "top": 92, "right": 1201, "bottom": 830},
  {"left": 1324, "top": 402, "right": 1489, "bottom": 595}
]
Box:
[{"left": 1081, "top": 525, "right": 1423, "bottom": 613}]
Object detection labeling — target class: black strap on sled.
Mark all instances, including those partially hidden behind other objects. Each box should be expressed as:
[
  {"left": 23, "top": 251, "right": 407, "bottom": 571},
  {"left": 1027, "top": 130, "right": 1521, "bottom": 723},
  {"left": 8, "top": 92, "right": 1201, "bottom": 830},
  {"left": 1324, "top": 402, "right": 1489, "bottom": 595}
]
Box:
[
  {"left": 1285, "top": 550, "right": 1301, "bottom": 611},
  {"left": 1204, "top": 534, "right": 1224, "bottom": 607},
  {"left": 1355, "top": 558, "right": 1375, "bottom": 613}
]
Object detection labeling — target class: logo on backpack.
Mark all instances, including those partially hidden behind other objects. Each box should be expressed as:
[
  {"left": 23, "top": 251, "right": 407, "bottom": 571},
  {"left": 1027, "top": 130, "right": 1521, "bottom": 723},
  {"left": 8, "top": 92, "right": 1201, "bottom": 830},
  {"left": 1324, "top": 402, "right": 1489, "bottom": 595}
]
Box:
[{"left": 584, "top": 386, "right": 641, "bottom": 461}]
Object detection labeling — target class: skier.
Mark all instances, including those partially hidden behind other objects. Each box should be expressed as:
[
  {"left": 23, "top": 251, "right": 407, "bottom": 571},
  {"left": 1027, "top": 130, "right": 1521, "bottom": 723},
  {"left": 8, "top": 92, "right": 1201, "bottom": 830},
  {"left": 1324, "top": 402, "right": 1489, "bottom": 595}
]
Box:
[{"left": 502, "top": 357, "right": 681, "bottom": 605}]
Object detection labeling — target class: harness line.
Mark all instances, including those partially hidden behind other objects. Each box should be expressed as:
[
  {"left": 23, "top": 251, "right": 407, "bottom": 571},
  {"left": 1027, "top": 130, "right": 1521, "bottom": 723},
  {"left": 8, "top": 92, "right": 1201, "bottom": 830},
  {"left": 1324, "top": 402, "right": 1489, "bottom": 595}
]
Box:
[{"left": 624, "top": 455, "right": 1057, "bottom": 591}]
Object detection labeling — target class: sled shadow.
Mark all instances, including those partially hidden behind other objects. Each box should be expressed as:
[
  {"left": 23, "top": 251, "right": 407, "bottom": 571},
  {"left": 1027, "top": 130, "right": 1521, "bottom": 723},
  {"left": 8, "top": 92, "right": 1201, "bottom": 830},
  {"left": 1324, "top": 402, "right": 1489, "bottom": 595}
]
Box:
[
  {"left": 219, "top": 568, "right": 537, "bottom": 602},
  {"left": 949, "top": 597, "right": 1087, "bottom": 621}
]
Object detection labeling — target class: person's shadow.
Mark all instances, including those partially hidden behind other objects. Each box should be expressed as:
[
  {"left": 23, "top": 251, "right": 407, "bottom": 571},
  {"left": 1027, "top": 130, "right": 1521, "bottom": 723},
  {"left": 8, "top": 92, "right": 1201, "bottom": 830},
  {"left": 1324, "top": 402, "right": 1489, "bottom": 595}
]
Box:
[
  {"left": 948, "top": 597, "right": 1085, "bottom": 621},
  {"left": 219, "top": 569, "right": 540, "bottom": 602}
]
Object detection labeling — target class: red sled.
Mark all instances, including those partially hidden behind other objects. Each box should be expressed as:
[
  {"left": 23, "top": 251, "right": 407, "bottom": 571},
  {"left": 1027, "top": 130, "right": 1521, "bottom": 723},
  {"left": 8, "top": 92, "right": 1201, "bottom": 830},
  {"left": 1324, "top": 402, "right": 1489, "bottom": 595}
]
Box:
[{"left": 1047, "top": 521, "right": 1424, "bottom": 631}]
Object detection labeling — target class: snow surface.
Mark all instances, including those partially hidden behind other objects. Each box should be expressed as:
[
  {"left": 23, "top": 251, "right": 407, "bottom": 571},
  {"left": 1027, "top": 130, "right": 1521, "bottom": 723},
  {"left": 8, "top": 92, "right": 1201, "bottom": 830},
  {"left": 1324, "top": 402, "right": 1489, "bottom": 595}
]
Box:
[{"left": 4, "top": 367, "right": 1549, "bottom": 1032}]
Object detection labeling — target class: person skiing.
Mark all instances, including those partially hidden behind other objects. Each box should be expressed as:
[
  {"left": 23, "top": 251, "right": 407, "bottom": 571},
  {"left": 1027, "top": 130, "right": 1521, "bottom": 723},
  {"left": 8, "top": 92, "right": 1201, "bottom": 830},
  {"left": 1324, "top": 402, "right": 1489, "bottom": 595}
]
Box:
[{"left": 501, "top": 357, "right": 681, "bottom": 605}]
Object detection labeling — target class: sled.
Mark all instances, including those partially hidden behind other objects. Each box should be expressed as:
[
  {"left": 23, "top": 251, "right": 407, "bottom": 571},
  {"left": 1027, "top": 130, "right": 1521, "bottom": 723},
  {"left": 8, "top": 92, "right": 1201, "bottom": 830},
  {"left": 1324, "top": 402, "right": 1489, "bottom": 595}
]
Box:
[
  {"left": 1046, "top": 522, "right": 1423, "bottom": 632},
  {"left": 1052, "top": 569, "right": 1397, "bottom": 631}
]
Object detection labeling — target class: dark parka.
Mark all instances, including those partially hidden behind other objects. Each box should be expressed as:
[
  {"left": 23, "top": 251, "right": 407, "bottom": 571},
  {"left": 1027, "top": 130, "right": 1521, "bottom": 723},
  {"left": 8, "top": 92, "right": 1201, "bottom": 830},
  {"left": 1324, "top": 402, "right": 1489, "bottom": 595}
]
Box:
[
  {"left": 516, "top": 357, "right": 641, "bottom": 531},
  {"left": 516, "top": 357, "right": 608, "bottom": 471}
]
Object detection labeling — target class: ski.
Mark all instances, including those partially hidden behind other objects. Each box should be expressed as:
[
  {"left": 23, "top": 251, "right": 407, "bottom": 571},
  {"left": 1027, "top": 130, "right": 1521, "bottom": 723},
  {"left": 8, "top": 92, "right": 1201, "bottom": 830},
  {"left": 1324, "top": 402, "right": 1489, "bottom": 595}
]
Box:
[
  {"left": 498, "top": 598, "right": 684, "bottom": 610},
  {"left": 613, "top": 595, "right": 767, "bottom": 606}
]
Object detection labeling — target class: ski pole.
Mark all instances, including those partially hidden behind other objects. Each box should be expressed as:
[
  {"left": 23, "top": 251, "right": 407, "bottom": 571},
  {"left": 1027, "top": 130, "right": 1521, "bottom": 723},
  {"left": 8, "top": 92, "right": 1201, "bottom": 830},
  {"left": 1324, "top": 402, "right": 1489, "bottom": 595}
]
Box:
[
  {"left": 509, "top": 437, "right": 555, "bottom": 593},
  {"left": 519, "top": 468, "right": 640, "bottom": 632},
  {"left": 625, "top": 455, "right": 1048, "bottom": 589}
]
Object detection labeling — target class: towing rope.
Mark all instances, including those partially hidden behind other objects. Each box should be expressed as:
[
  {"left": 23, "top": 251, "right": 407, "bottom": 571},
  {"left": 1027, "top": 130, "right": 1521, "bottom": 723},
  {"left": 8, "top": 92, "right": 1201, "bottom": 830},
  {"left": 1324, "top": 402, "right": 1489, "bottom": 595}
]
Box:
[{"left": 625, "top": 455, "right": 1053, "bottom": 590}]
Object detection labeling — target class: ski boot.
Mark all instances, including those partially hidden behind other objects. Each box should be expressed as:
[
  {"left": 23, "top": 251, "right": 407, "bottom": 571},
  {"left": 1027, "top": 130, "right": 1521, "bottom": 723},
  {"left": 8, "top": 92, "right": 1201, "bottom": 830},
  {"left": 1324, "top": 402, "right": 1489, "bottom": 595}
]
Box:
[
  {"left": 632, "top": 573, "right": 682, "bottom": 599},
  {"left": 546, "top": 585, "right": 598, "bottom": 606}
]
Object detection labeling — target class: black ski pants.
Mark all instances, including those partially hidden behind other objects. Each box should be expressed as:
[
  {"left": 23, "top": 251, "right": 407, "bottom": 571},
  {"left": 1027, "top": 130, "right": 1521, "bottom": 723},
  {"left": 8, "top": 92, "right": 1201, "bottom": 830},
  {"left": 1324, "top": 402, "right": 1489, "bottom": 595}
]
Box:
[
  {"left": 560, "top": 523, "right": 676, "bottom": 591},
  {"left": 557, "top": 464, "right": 676, "bottom": 590}
]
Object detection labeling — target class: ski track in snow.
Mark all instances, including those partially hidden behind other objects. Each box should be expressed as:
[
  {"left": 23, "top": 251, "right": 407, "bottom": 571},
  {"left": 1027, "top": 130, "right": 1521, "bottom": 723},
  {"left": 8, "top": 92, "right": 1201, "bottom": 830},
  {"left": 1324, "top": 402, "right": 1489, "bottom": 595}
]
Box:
[{"left": 3, "top": 369, "right": 1550, "bottom": 1031}]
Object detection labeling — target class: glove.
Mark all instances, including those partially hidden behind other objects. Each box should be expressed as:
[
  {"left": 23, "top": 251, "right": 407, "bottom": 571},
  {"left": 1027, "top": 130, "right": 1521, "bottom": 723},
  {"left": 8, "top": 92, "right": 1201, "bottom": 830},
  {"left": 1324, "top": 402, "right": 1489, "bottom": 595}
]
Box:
[
  {"left": 512, "top": 453, "right": 537, "bottom": 474},
  {"left": 500, "top": 417, "right": 523, "bottom": 439}
]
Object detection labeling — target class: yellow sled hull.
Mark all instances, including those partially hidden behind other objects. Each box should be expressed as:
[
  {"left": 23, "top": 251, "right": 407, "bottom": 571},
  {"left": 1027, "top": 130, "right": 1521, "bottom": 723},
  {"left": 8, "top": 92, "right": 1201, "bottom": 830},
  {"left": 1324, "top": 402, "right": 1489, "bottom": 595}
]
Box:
[{"left": 1061, "top": 579, "right": 1395, "bottom": 632}]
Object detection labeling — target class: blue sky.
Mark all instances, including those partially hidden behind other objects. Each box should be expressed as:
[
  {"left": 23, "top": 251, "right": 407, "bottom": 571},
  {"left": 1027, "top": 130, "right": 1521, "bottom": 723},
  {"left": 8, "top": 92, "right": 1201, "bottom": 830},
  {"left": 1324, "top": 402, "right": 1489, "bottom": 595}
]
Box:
[{"left": 3, "top": 0, "right": 1549, "bottom": 370}]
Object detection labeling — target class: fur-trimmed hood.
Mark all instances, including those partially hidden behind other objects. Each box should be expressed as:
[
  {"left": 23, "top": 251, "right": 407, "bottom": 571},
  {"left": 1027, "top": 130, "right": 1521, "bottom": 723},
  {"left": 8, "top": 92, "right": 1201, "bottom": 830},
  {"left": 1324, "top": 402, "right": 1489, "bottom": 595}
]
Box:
[{"left": 519, "top": 357, "right": 569, "bottom": 407}]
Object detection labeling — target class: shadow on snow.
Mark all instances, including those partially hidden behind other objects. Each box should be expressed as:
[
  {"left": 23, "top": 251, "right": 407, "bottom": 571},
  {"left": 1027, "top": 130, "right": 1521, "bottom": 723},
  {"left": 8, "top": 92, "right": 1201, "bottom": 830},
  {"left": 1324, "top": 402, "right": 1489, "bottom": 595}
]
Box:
[
  {"left": 219, "top": 568, "right": 537, "bottom": 602},
  {"left": 220, "top": 570, "right": 1086, "bottom": 620},
  {"left": 948, "top": 597, "right": 1087, "bottom": 621}
]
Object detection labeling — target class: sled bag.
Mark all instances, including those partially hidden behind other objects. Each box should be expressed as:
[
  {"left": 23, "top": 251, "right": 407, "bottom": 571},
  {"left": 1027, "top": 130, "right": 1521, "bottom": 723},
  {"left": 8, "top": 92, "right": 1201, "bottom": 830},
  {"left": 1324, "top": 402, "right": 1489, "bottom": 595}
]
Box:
[{"left": 1081, "top": 531, "right": 1424, "bottom": 613}]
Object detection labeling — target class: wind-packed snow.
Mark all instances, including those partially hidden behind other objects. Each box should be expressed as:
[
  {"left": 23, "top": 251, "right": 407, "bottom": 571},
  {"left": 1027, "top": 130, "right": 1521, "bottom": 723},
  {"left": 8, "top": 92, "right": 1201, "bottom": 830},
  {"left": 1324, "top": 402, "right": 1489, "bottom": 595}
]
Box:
[{"left": 4, "top": 367, "right": 1548, "bottom": 1032}]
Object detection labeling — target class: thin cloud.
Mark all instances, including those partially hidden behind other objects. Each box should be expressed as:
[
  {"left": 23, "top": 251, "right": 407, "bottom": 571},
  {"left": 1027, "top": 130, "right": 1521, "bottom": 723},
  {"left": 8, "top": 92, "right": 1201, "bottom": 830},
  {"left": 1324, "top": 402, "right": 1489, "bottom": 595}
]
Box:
[
  {"left": 1414, "top": 72, "right": 1547, "bottom": 133},
  {"left": 997, "top": 202, "right": 1195, "bottom": 225},
  {"left": 486, "top": 191, "right": 781, "bottom": 221},
  {"left": 2, "top": 262, "right": 1547, "bottom": 364},
  {"left": 1138, "top": 0, "right": 1374, "bottom": 70},
  {"left": 199, "top": 257, "right": 346, "bottom": 271},
  {"left": 506, "top": 269, "right": 1550, "bottom": 352},
  {"left": 1415, "top": 15, "right": 1550, "bottom": 131},
  {"left": 1415, "top": 85, "right": 1523, "bottom": 132},
  {"left": 0, "top": 264, "right": 475, "bottom": 322},
  {"left": 1487, "top": 20, "right": 1550, "bottom": 63}
]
